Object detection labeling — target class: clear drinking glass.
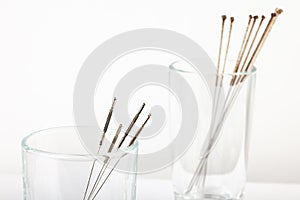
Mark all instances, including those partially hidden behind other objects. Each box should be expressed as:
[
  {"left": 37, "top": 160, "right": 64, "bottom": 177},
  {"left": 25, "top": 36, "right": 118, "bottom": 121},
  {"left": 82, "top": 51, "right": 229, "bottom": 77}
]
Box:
[
  {"left": 22, "top": 126, "right": 138, "bottom": 200},
  {"left": 169, "top": 60, "right": 256, "bottom": 200}
]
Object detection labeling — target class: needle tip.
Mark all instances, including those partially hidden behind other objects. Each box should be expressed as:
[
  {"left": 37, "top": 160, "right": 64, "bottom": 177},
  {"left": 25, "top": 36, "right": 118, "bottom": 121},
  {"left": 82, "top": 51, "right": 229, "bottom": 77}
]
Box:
[
  {"left": 143, "top": 113, "right": 152, "bottom": 125},
  {"left": 262, "top": 15, "right": 266, "bottom": 20},
  {"left": 230, "top": 17, "right": 234, "bottom": 22},
  {"left": 254, "top": 15, "right": 259, "bottom": 19},
  {"left": 112, "top": 97, "right": 117, "bottom": 107},
  {"left": 137, "top": 103, "right": 146, "bottom": 115},
  {"left": 146, "top": 113, "right": 152, "bottom": 121},
  {"left": 275, "top": 8, "right": 283, "bottom": 15},
  {"left": 222, "top": 15, "right": 227, "bottom": 20}
]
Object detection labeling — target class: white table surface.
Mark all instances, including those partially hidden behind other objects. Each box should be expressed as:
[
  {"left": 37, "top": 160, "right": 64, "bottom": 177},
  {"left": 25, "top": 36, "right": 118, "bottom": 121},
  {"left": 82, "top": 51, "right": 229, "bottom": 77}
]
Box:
[{"left": 1, "top": 174, "right": 300, "bottom": 200}]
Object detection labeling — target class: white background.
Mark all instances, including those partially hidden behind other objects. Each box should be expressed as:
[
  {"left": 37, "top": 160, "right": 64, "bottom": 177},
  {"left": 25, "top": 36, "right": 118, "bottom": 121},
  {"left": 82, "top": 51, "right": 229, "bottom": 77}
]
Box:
[{"left": 0, "top": 0, "right": 299, "bottom": 184}]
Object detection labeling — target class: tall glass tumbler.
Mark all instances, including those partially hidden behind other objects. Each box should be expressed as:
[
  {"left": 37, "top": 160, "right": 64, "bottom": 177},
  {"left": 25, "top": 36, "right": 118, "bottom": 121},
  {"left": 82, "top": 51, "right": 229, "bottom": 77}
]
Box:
[
  {"left": 22, "top": 126, "right": 138, "bottom": 200},
  {"left": 169, "top": 60, "right": 256, "bottom": 200}
]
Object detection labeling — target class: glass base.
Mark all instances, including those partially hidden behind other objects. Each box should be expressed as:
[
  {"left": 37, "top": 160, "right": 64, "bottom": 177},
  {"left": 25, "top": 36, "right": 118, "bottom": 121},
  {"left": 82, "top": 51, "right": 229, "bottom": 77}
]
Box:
[{"left": 174, "top": 193, "right": 244, "bottom": 200}]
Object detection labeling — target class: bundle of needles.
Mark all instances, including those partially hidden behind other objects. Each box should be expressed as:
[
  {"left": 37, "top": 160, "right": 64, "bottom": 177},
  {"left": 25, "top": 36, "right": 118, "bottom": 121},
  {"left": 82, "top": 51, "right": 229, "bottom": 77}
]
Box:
[
  {"left": 82, "top": 97, "right": 151, "bottom": 200},
  {"left": 185, "top": 8, "right": 283, "bottom": 194}
]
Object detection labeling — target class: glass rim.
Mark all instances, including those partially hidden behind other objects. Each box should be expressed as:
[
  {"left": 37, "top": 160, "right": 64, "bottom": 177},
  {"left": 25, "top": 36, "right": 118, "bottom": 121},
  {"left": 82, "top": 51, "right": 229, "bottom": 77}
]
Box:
[
  {"left": 21, "top": 125, "right": 138, "bottom": 160},
  {"left": 169, "top": 59, "right": 257, "bottom": 76}
]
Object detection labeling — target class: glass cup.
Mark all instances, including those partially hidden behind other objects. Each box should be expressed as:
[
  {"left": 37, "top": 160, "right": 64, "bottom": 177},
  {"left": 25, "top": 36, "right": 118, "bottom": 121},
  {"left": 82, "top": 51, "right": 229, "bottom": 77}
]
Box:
[
  {"left": 169, "top": 60, "right": 256, "bottom": 200},
  {"left": 22, "top": 126, "right": 138, "bottom": 200}
]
